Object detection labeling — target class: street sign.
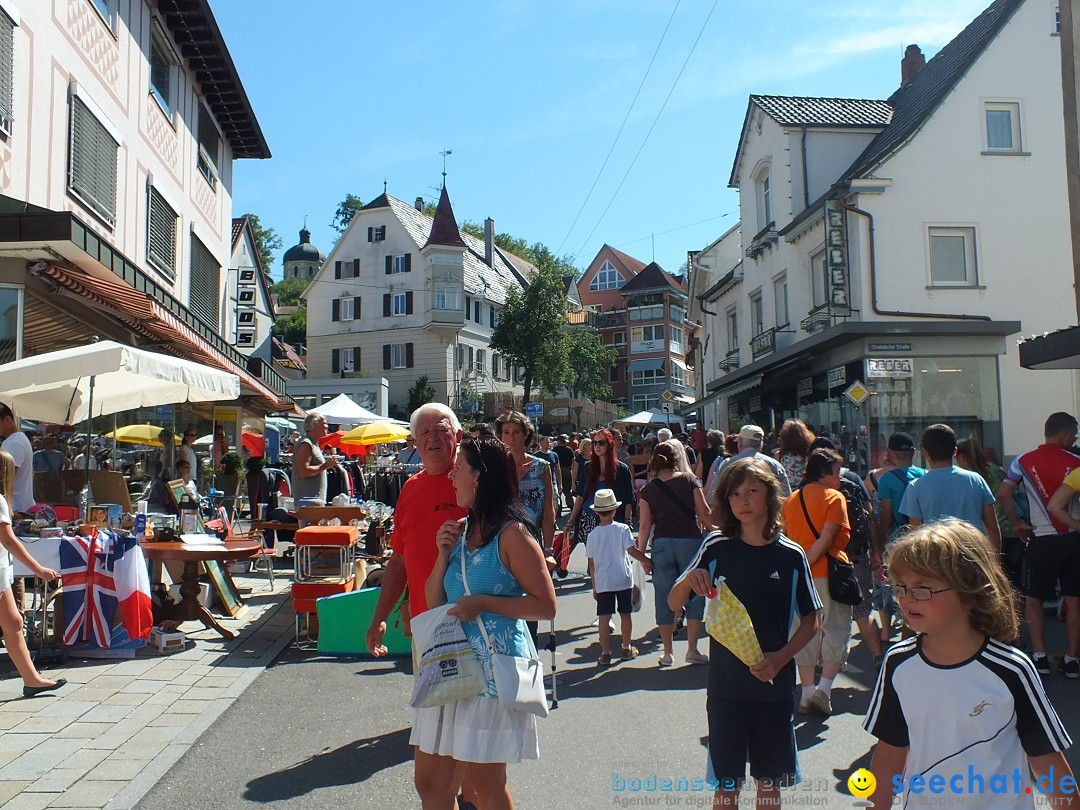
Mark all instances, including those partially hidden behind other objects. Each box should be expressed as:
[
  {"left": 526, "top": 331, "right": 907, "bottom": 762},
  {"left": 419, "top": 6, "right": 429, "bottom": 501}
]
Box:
[
  {"left": 524, "top": 402, "right": 543, "bottom": 419},
  {"left": 869, "top": 342, "right": 911, "bottom": 352},
  {"left": 844, "top": 380, "right": 871, "bottom": 407},
  {"left": 661, "top": 402, "right": 673, "bottom": 413},
  {"left": 661, "top": 390, "right": 674, "bottom": 401}
]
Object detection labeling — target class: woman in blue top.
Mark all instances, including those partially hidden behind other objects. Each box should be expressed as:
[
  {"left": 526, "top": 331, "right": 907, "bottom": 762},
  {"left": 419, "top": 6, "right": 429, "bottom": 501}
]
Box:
[
  {"left": 415, "top": 436, "right": 556, "bottom": 810},
  {"left": 495, "top": 410, "right": 556, "bottom": 553}
]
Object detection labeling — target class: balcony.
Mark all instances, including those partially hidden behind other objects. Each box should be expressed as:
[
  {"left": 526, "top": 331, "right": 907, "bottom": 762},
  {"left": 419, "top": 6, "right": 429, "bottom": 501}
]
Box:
[
  {"left": 718, "top": 349, "right": 739, "bottom": 372},
  {"left": 801, "top": 305, "right": 832, "bottom": 334},
  {"left": 426, "top": 306, "right": 465, "bottom": 330},
  {"left": 745, "top": 222, "right": 779, "bottom": 259},
  {"left": 595, "top": 310, "right": 626, "bottom": 329},
  {"left": 750, "top": 327, "right": 776, "bottom": 360}
]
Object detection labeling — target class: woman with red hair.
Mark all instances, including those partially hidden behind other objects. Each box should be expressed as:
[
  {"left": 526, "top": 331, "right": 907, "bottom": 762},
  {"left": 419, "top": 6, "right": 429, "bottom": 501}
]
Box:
[{"left": 565, "top": 428, "right": 636, "bottom": 550}]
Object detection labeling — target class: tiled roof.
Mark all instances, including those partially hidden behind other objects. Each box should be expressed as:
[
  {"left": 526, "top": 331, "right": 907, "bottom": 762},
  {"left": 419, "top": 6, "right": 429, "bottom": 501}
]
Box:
[
  {"left": 842, "top": 0, "right": 1024, "bottom": 181},
  {"left": 605, "top": 245, "right": 647, "bottom": 276},
  {"left": 751, "top": 95, "right": 893, "bottom": 128},
  {"left": 620, "top": 261, "right": 686, "bottom": 294},
  {"left": 231, "top": 217, "right": 245, "bottom": 248},
  {"left": 424, "top": 187, "right": 467, "bottom": 248}
]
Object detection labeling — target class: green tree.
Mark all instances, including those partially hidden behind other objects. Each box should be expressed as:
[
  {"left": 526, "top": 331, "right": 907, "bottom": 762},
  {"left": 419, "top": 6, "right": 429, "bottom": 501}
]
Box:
[
  {"left": 331, "top": 194, "right": 364, "bottom": 234},
  {"left": 241, "top": 213, "right": 282, "bottom": 276},
  {"left": 406, "top": 375, "right": 437, "bottom": 414},
  {"left": 565, "top": 329, "right": 617, "bottom": 400},
  {"left": 490, "top": 247, "right": 573, "bottom": 405},
  {"left": 271, "top": 276, "right": 308, "bottom": 308},
  {"left": 271, "top": 308, "right": 306, "bottom": 345}
]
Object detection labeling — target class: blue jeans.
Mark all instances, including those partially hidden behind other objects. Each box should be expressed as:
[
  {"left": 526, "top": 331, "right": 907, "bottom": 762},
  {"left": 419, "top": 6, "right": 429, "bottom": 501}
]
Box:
[{"left": 651, "top": 536, "right": 706, "bottom": 625}]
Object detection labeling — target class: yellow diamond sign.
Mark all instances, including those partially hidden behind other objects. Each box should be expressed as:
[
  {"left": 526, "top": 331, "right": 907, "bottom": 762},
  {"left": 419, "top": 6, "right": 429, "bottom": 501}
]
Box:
[{"left": 844, "top": 380, "right": 871, "bottom": 406}]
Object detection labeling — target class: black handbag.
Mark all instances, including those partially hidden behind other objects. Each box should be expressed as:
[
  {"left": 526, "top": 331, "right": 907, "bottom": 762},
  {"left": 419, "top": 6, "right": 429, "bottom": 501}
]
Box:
[{"left": 798, "top": 489, "right": 863, "bottom": 606}]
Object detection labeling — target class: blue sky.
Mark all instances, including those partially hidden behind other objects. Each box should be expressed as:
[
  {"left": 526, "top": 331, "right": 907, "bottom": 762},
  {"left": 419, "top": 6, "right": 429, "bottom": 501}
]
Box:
[{"left": 215, "top": 0, "right": 991, "bottom": 280}]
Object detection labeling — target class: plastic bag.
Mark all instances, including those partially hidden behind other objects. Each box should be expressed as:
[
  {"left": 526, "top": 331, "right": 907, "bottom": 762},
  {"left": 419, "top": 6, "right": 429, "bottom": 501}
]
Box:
[
  {"left": 409, "top": 604, "right": 484, "bottom": 709},
  {"left": 631, "top": 560, "right": 647, "bottom": 613},
  {"left": 704, "top": 576, "right": 764, "bottom": 668}
]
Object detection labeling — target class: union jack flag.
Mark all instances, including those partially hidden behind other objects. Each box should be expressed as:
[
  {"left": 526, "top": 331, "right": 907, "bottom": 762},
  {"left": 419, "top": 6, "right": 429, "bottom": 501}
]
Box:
[{"left": 60, "top": 531, "right": 118, "bottom": 647}]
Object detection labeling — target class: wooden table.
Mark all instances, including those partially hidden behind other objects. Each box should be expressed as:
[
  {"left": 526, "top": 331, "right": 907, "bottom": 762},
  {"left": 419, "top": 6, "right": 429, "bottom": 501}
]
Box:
[{"left": 141, "top": 539, "right": 261, "bottom": 640}]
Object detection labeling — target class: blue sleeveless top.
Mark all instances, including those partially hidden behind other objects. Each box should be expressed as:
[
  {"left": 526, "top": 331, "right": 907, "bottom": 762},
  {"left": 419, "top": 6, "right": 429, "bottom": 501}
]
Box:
[
  {"left": 518, "top": 456, "right": 547, "bottom": 525},
  {"left": 444, "top": 523, "right": 536, "bottom": 698}
]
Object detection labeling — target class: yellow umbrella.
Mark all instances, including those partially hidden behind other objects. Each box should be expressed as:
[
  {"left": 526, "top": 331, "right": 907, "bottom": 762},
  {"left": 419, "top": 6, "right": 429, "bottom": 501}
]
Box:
[
  {"left": 105, "top": 424, "right": 180, "bottom": 447},
  {"left": 340, "top": 421, "right": 411, "bottom": 446}
]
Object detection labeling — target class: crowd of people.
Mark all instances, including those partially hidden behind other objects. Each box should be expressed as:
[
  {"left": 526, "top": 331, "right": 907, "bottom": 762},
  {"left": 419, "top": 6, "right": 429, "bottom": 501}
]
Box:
[{"left": 367, "top": 404, "right": 1080, "bottom": 810}]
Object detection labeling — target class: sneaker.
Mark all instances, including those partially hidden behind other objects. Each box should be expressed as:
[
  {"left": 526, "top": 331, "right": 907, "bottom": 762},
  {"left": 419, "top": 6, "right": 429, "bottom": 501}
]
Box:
[
  {"left": 1058, "top": 657, "right": 1080, "bottom": 679},
  {"left": 797, "top": 697, "right": 815, "bottom": 715},
  {"left": 685, "top": 650, "right": 709, "bottom": 665},
  {"left": 809, "top": 689, "right": 833, "bottom": 716},
  {"left": 620, "top": 646, "right": 639, "bottom": 660},
  {"left": 598, "top": 653, "right": 612, "bottom": 667},
  {"left": 659, "top": 653, "right": 674, "bottom": 668},
  {"left": 1032, "top": 653, "right": 1052, "bottom": 675}
]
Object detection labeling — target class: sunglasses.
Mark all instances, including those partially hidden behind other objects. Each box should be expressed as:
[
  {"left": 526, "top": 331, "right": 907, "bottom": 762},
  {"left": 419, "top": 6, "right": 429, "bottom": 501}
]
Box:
[{"left": 592, "top": 439, "right": 608, "bottom": 447}]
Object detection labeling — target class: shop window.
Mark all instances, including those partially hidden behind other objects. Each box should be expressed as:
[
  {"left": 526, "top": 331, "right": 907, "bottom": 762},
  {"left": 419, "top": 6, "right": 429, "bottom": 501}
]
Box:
[
  {"left": 984, "top": 102, "right": 1022, "bottom": 152},
  {"left": 929, "top": 227, "right": 978, "bottom": 286},
  {"left": 189, "top": 234, "right": 220, "bottom": 328},
  {"left": 69, "top": 95, "right": 119, "bottom": 226},
  {"left": 147, "top": 185, "right": 177, "bottom": 278}
]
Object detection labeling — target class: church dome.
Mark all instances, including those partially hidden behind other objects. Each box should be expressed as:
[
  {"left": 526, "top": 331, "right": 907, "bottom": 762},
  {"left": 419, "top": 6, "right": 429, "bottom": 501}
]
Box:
[{"left": 283, "top": 227, "right": 325, "bottom": 264}]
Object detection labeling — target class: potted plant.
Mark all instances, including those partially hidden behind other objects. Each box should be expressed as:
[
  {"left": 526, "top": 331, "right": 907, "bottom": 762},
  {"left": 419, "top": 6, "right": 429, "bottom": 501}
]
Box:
[{"left": 216, "top": 451, "right": 244, "bottom": 501}]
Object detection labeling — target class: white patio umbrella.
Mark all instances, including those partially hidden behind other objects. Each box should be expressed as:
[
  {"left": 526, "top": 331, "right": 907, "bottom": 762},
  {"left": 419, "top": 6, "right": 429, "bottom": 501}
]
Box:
[{"left": 309, "top": 393, "right": 388, "bottom": 425}]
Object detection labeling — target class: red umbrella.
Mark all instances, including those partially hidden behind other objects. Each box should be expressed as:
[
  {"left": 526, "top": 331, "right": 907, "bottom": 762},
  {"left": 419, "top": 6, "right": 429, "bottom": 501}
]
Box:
[
  {"left": 241, "top": 429, "right": 264, "bottom": 456},
  {"left": 318, "top": 430, "right": 366, "bottom": 458}
]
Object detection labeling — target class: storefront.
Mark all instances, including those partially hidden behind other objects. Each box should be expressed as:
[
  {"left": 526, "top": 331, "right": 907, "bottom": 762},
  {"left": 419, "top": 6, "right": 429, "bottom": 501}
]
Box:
[{"left": 705, "top": 321, "right": 1018, "bottom": 472}]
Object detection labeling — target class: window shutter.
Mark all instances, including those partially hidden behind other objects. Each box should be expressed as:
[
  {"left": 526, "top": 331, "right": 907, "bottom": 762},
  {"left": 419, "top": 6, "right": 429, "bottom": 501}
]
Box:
[
  {"left": 404, "top": 253, "right": 412, "bottom": 273},
  {"left": 0, "top": 11, "right": 14, "bottom": 128},
  {"left": 331, "top": 348, "right": 340, "bottom": 374},
  {"left": 331, "top": 299, "right": 340, "bottom": 321},
  {"left": 367, "top": 227, "right": 373, "bottom": 242},
  {"left": 70, "top": 97, "right": 119, "bottom": 226},
  {"left": 352, "top": 258, "right": 360, "bottom": 277},
  {"left": 492, "top": 353, "right": 498, "bottom": 377},
  {"left": 353, "top": 347, "right": 361, "bottom": 370},
  {"left": 465, "top": 297, "right": 471, "bottom": 321},
  {"left": 385, "top": 256, "right": 393, "bottom": 275},
  {"left": 335, "top": 260, "right": 342, "bottom": 279},
  {"left": 405, "top": 291, "right": 413, "bottom": 315},
  {"left": 406, "top": 343, "right": 414, "bottom": 368},
  {"left": 489, "top": 306, "right": 495, "bottom": 328},
  {"left": 189, "top": 235, "right": 220, "bottom": 328},
  {"left": 383, "top": 344, "right": 391, "bottom": 370},
  {"left": 382, "top": 294, "right": 391, "bottom": 317},
  {"left": 353, "top": 296, "right": 361, "bottom": 319},
  {"left": 147, "top": 186, "right": 177, "bottom": 278}
]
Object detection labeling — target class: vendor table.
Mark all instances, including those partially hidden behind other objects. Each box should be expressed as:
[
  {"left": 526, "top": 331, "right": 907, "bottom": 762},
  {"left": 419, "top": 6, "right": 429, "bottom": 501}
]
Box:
[{"left": 140, "top": 539, "right": 260, "bottom": 640}]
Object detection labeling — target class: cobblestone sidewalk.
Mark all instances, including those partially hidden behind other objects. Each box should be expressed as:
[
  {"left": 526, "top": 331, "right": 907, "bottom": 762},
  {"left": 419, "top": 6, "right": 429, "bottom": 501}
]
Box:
[{"left": 0, "top": 570, "right": 293, "bottom": 810}]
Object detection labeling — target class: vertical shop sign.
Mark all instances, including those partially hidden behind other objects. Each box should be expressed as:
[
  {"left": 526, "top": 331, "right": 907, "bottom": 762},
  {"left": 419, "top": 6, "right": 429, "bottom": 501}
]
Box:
[
  {"left": 825, "top": 203, "right": 849, "bottom": 310},
  {"left": 236, "top": 267, "right": 257, "bottom": 349}
]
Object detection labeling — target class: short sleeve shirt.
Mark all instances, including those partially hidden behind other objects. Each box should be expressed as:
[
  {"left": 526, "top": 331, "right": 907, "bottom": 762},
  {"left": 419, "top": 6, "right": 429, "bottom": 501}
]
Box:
[
  {"left": 391, "top": 470, "right": 467, "bottom": 616},
  {"left": 900, "top": 466, "right": 995, "bottom": 531},
  {"left": 1005, "top": 445, "right": 1080, "bottom": 536},
  {"left": 586, "top": 521, "right": 635, "bottom": 593},
  {"left": 640, "top": 476, "right": 702, "bottom": 540},
  {"left": 690, "top": 532, "right": 820, "bottom": 702},
  {"left": 1064, "top": 466, "right": 1080, "bottom": 493},
  {"left": 781, "top": 484, "right": 850, "bottom": 579},
  {"left": 877, "top": 466, "right": 926, "bottom": 532},
  {"left": 3, "top": 431, "right": 34, "bottom": 512}
]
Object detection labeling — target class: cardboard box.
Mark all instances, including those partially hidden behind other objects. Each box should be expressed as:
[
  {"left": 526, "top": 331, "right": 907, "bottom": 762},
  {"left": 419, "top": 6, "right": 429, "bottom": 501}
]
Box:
[{"left": 148, "top": 626, "right": 186, "bottom": 653}]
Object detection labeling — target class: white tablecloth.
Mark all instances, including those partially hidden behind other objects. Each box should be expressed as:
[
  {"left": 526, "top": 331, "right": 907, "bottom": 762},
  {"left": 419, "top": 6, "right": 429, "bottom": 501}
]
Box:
[{"left": 13, "top": 536, "right": 61, "bottom": 577}]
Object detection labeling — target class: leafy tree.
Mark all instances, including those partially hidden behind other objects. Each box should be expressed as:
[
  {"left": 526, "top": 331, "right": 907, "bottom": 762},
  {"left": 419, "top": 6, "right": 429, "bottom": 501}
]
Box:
[
  {"left": 490, "top": 248, "right": 573, "bottom": 405},
  {"left": 565, "top": 329, "right": 617, "bottom": 401},
  {"left": 271, "top": 276, "right": 308, "bottom": 308},
  {"left": 331, "top": 194, "right": 364, "bottom": 234},
  {"left": 241, "top": 213, "right": 282, "bottom": 276},
  {"left": 271, "top": 308, "right": 306, "bottom": 345},
  {"left": 407, "top": 375, "right": 437, "bottom": 415}
]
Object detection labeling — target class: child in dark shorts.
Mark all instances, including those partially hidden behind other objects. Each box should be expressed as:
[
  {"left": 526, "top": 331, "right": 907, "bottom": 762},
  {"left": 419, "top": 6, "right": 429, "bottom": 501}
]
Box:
[
  {"left": 586, "top": 488, "right": 652, "bottom": 666},
  {"left": 669, "top": 459, "right": 820, "bottom": 808}
]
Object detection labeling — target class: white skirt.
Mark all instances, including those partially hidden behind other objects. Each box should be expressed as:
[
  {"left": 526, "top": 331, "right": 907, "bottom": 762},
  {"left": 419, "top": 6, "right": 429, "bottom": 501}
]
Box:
[
  {"left": 411, "top": 694, "right": 539, "bottom": 763},
  {"left": 0, "top": 550, "right": 12, "bottom": 593}
]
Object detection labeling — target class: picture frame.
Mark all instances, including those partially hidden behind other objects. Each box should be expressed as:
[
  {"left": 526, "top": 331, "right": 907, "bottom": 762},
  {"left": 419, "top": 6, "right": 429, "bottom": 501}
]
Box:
[{"left": 203, "top": 560, "right": 244, "bottom": 618}]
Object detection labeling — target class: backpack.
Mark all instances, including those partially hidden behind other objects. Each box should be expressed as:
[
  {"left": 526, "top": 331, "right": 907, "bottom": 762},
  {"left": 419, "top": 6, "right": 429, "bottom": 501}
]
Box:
[{"left": 838, "top": 471, "right": 874, "bottom": 556}]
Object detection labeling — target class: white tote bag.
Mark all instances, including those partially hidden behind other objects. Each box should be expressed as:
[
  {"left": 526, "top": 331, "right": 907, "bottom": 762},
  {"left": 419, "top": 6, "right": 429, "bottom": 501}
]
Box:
[
  {"left": 460, "top": 541, "right": 550, "bottom": 718},
  {"left": 409, "top": 603, "right": 485, "bottom": 709}
]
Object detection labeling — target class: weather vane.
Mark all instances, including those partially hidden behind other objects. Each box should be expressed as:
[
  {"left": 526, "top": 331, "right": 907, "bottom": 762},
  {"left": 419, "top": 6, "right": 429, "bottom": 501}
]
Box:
[{"left": 440, "top": 149, "right": 453, "bottom": 186}]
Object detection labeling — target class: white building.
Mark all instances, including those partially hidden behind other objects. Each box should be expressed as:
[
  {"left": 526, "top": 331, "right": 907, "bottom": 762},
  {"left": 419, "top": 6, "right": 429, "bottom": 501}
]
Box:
[
  {"left": 227, "top": 215, "right": 276, "bottom": 367},
  {"left": 301, "top": 188, "right": 531, "bottom": 418},
  {"left": 690, "top": 0, "right": 1079, "bottom": 460},
  {"left": 0, "top": 0, "right": 291, "bottom": 413}
]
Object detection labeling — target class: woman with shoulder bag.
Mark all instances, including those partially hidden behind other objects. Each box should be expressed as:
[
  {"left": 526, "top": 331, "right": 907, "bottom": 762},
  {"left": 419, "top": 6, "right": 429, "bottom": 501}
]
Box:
[
  {"left": 637, "top": 441, "right": 713, "bottom": 667},
  {"left": 780, "top": 447, "right": 852, "bottom": 717},
  {"left": 418, "top": 436, "right": 556, "bottom": 810},
  {"left": 565, "top": 429, "right": 635, "bottom": 558}
]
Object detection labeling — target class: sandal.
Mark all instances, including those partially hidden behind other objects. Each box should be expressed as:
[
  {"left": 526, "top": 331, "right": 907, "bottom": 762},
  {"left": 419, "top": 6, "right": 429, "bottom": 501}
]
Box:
[
  {"left": 620, "top": 646, "right": 639, "bottom": 660},
  {"left": 598, "top": 653, "right": 612, "bottom": 666}
]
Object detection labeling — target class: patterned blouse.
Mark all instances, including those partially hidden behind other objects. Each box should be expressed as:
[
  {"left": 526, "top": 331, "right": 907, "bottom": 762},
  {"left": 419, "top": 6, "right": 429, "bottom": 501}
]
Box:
[{"left": 518, "top": 456, "right": 548, "bottom": 525}]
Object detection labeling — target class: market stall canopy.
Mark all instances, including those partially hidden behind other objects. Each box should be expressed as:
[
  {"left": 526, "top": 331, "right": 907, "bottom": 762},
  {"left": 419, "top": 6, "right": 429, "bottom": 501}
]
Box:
[
  {"left": 341, "top": 421, "right": 411, "bottom": 446},
  {"left": 105, "top": 425, "right": 181, "bottom": 447},
  {"left": 308, "top": 394, "right": 384, "bottom": 425},
  {"left": 613, "top": 409, "right": 686, "bottom": 429},
  {"left": 0, "top": 340, "right": 241, "bottom": 423}
]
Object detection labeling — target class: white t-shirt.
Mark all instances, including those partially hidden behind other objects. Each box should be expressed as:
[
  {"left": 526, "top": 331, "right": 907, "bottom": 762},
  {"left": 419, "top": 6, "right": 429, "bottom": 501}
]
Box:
[
  {"left": 3, "top": 431, "right": 35, "bottom": 512},
  {"left": 585, "top": 521, "right": 634, "bottom": 593},
  {"left": 72, "top": 452, "right": 99, "bottom": 471},
  {"left": 177, "top": 444, "right": 198, "bottom": 482}
]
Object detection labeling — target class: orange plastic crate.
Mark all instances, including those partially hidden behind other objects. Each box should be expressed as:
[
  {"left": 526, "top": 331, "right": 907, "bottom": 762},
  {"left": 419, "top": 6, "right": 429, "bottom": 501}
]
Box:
[{"left": 293, "top": 525, "right": 359, "bottom": 547}]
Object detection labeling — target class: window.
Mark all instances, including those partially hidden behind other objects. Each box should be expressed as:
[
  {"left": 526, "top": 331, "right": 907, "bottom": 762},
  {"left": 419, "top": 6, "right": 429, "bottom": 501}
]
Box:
[
  {"left": 669, "top": 327, "right": 684, "bottom": 352},
  {"left": 196, "top": 105, "right": 220, "bottom": 188},
  {"left": 669, "top": 304, "right": 687, "bottom": 324},
  {"left": 1054, "top": 3, "right": 1061, "bottom": 34},
  {"left": 631, "top": 367, "right": 665, "bottom": 386},
  {"left": 756, "top": 170, "right": 773, "bottom": 229},
  {"left": 383, "top": 291, "right": 413, "bottom": 316},
  {"left": 386, "top": 254, "right": 411, "bottom": 274},
  {"left": 147, "top": 185, "right": 177, "bottom": 278},
  {"left": 390, "top": 343, "right": 411, "bottom": 369},
  {"left": 332, "top": 347, "right": 360, "bottom": 375},
  {"left": 335, "top": 259, "right": 360, "bottom": 279},
  {"left": 69, "top": 95, "right": 119, "bottom": 226},
  {"left": 631, "top": 325, "right": 664, "bottom": 343},
  {"left": 475, "top": 349, "right": 485, "bottom": 372},
  {"left": 367, "top": 226, "right": 386, "bottom": 242},
  {"left": 629, "top": 304, "right": 664, "bottom": 322},
  {"left": 474, "top": 300, "right": 481, "bottom": 323},
  {"left": 90, "top": 0, "right": 111, "bottom": 24},
  {"left": 489, "top": 305, "right": 496, "bottom": 328},
  {"left": 340, "top": 348, "right": 355, "bottom": 373},
  {"left": 0, "top": 8, "right": 14, "bottom": 138},
  {"left": 671, "top": 362, "right": 687, "bottom": 388},
  {"left": 392, "top": 292, "right": 408, "bottom": 315},
  {"left": 589, "top": 260, "right": 625, "bottom": 291},
  {"left": 0, "top": 285, "right": 23, "bottom": 363},
  {"left": 435, "top": 286, "right": 461, "bottom": 311},
  {"left": 332, "top": 296, "right": 359, "bottom": 322},
  {"left": 750, "top": 292, "right": 764, "bottom": 337},
  {"left": 984, "top": 102, "right": 1022, "bottom": 152},
  {"left": 149, "top": 22, "right": 175, "bottom": 115},
  {"left": 492, "top": 353, "right": 500, "bottom": 378},
  {"left": 632, "top": 393, "right": 660, "bottom": 412},
  {"left": 726, "top": 307, "right": 737, "bottom": 352},
  {"left": 773, "top": 275, "right": 789, "bottom": 328},
  {"left": 811, "top": 251, "right": 828, "bottom": 308},
  {"left": 929, "top": 227, "right": 978, "bottom": 286},
  {"left": 612, "top": 331, "right": 626, "bottom": 347},
  {"left": 189, "top": 235, "right": 220, "bottom": 328},
  {"left": 609, "top": 364, "right": 619, "bottom": 383},
  {"left": 465, "top": 297, "right": 472, "bottom": 320}
]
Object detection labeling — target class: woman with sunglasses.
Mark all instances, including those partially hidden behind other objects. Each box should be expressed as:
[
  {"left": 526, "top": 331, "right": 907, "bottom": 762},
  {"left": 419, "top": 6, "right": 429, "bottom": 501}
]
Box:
[
  {"left": 565, "top": 428, "right": 636, "bottom": 558},
  {"left": 416, "top": 436, "right": 556, "bottom": 809}
]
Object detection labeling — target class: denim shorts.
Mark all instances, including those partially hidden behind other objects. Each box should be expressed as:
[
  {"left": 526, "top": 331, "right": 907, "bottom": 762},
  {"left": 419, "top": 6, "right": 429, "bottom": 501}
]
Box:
[{"left": 651, "top": 536, "right": 706, "bottom": 625}]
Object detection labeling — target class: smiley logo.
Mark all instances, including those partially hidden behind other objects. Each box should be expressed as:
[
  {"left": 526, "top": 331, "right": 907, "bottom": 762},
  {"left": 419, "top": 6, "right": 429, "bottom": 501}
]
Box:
[{"left": 848, "top": 769, "right": 876, "bottom": 798}]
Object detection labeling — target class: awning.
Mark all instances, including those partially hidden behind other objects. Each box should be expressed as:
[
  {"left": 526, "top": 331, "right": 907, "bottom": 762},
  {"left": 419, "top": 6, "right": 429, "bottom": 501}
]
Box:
[
  {"left": 628, "top": 357, "right": 666, "bottom": 373},
  {"left": 716, "top": 373, "right": 763, "bottom": 399},
  {"left": 1019, "top": 325, "right": 1080, "bottom": 369},
  {"left": 670, "top": 357, "right": 689, "bottom": 372},
  {"left": 675, "top": 394, "right": 695, "bottom": 404}
]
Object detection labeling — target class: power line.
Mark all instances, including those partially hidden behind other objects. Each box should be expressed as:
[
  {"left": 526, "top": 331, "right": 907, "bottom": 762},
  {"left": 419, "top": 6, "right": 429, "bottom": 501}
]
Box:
[
  {"left": 613, "top": 212, "right": 735, "bottom": 249},
  {"left": 573, "top": 0, "right": 720, "bottom": 261},
  {"left": 554, "top": 0, "right": 681, "bottom": 258}
]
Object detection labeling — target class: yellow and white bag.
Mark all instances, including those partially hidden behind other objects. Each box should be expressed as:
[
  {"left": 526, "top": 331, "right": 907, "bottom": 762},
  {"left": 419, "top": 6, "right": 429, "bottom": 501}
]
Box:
[{"left": 704, "top": 576, "right": 764, "bottom": 668}]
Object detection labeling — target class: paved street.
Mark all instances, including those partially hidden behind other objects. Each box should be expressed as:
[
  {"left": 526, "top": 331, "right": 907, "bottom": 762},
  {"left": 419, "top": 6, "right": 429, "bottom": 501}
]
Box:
[{"left": 140, "top": 545, "right": 1080, "bottom": 810}]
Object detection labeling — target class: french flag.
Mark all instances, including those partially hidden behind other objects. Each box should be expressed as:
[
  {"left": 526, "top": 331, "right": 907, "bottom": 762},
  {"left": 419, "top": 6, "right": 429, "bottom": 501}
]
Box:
[{"left": 104, "top": 531, "right": 154, "bottom": 641}]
